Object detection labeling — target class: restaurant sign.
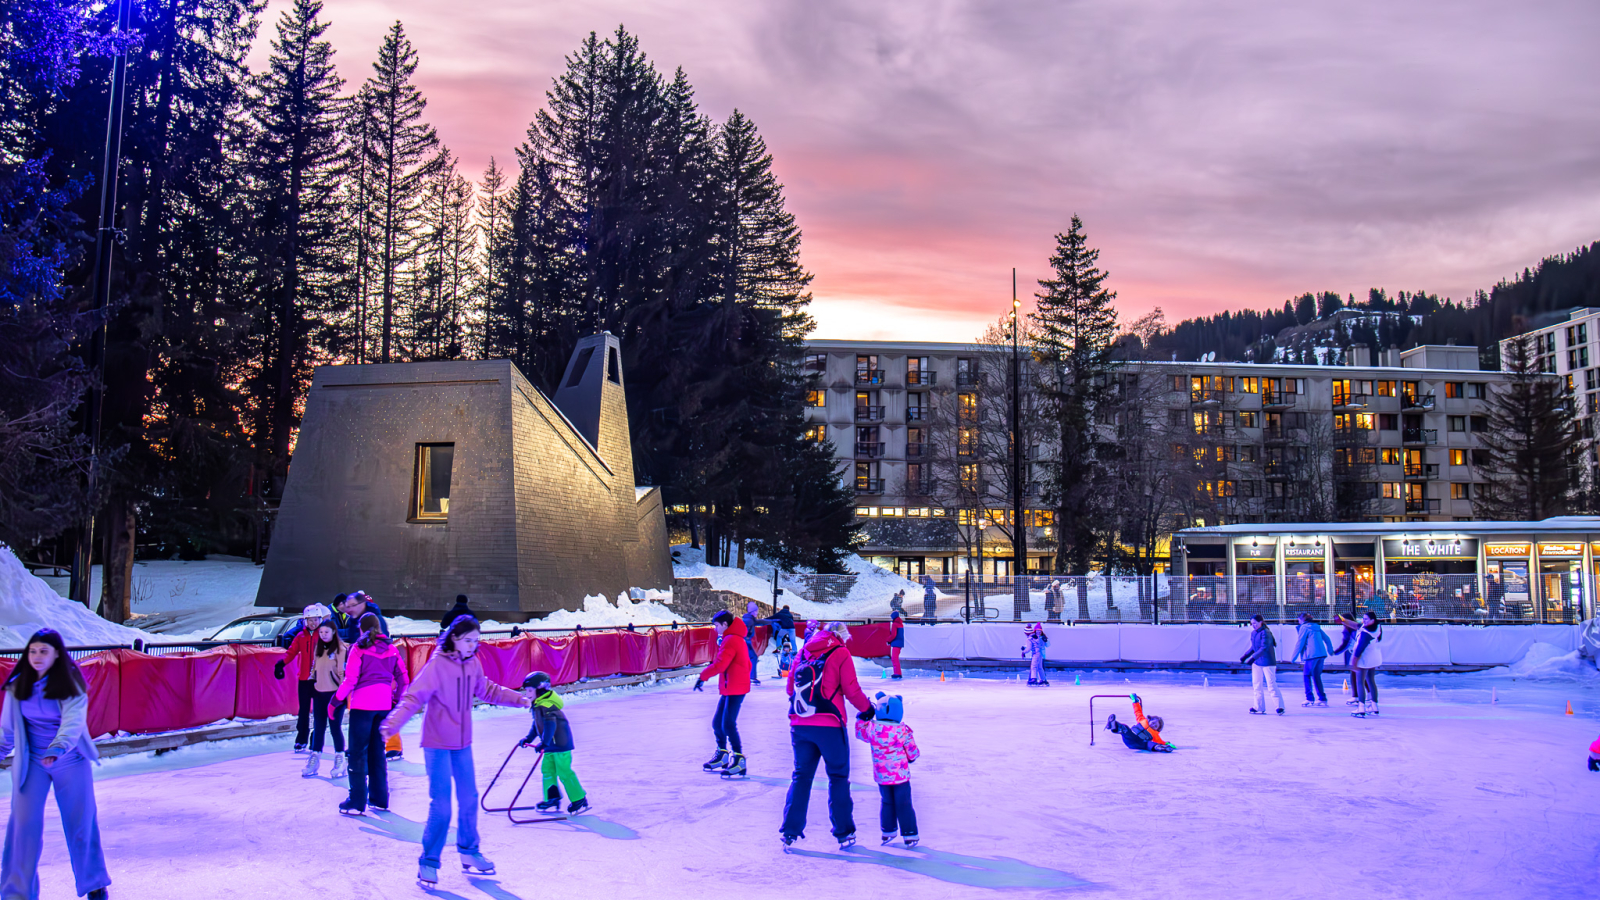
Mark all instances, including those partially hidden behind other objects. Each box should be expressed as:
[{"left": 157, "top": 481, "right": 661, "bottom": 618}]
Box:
[
  {"left": 1283, "top": 545, "right": 1327, "bottom": 559},
  {"left": 1382, "top": 538, "right": 1478, "bottom": 560}
]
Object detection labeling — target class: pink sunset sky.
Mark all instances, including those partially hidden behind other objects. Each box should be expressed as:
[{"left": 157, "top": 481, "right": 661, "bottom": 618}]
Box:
[{"left": 255, "top": 0, "right": 1600, "bottom": 341}]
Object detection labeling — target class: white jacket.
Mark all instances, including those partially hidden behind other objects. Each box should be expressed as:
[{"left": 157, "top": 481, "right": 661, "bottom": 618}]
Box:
[
  {"left": 1352, "top": 624, "right": 1384, "bottom": 669},
  {"left": 0, "top": 683, "right": 100, "bottom": 786}
]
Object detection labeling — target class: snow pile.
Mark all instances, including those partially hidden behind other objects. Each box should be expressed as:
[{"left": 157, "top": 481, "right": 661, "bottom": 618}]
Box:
[
  {"left": 672, "top": 545, "right": 919, "bottom": 619},
  {"left": 0, "top": 547, "right": 152, "bottom": 647},
  {"left": 536, "top": 593, "right": 684, "bottom": 629},
  {"left": 42, "top": 557, "right": 264, "bottom": 636},
  {"left": 1495, "top": 641, "right": 1600, "bottom": 682}
]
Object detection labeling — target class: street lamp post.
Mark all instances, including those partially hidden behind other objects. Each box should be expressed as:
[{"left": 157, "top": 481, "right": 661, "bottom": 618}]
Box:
[{"left": 1011, "top": 269, "right": 1026, "bottom": 614}]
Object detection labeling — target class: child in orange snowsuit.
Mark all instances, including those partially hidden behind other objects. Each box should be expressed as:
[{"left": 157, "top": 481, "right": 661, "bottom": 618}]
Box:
[{"left": 1104, "top": 693, "right": 1173, "bottom": 752}]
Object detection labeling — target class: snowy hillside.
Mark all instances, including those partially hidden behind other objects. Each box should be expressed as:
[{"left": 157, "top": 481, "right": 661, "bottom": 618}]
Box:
[
  {"left": 0, "top": 548, "right": 154, "bottom": 647},
  {"left": 672, "top": 545, "right": 924, "bottom": 619}
]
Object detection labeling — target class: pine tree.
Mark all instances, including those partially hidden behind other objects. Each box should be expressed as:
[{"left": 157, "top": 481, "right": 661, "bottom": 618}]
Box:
[
  {"left": 239, "top": 0, "right": 347, "bottom": 486},
  {"left": 354, "top": 21, "right": 440, "bottom": 362},
  {"left": 409, "top": 149, "right": 476, "bottom": 360},
  {"left": 1029, "top": 215, "right": 1119, "bottom": 574},
  {"left": 1476, "top": 336, "right": 1578, "bottom": 519},
  {"left": 474, "top": 156, "right": 509, "bottom": 359}
]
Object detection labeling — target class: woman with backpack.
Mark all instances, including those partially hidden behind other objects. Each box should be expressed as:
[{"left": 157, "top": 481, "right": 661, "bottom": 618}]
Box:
[
  {"left": 781, "top": 622, "right": 874, "bottom": 851},
  {"left": 333, "top": 613, "right": 409, "bottom": 816}
]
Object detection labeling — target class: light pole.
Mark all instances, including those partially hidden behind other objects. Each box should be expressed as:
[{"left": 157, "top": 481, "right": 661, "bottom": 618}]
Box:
[
  {"left": 71, "top": 0, "right": 134, "bottom": 609},
  {"left": 1011, "top": 269, "right": 1026, "bottom": 607}
]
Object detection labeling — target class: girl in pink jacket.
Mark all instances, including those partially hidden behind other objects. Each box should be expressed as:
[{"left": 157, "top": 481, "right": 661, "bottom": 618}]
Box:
[
  {"left": 854, "top": 691, "right": 920, "bottom": 847},
  {"left": 381, "top": 616, "right": 528, "bottom": 888},
  {"left": 333, "top": 614, "right": 409, "bottom": 817}
]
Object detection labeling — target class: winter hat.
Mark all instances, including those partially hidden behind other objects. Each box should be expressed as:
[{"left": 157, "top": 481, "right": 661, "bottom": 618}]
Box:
[
  {"left": 871, "top": 691, "right": 903, "bottom": 722},
  {"left": 302, "top": 603, "right": 332, "bottom": 620},
  {"left": 522, "top": 671, "right": 552, "bottom": 692},
  {"left": 747, "top": 601, "right": 759, "bottom": 615}
]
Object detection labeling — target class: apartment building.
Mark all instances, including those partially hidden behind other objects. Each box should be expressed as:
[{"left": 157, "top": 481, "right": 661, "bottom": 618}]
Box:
[
  {"left": 1501, "top": 306, "right": 1600, "bottom": 435},
  {"left": 805, "top": 339, "right": 1516, "bottom": 576}
]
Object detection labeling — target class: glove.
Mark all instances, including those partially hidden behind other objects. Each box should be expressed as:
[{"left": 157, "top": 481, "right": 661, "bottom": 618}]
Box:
[
  {"left": 857, "top": 707, "right": 876, "bottom": 721},
  {"left": 273, "top": 660, "right": 286, "bottom": 680},
  {"left": 692, "top": 680, "right": 705, "bottom": 692},
  {"left": 1129, "top": 692, "right": 1141, "bottom": 704}
]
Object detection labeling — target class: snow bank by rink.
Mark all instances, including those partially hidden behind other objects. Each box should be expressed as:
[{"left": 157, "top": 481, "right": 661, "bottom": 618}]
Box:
[
  {"left": 536, "top": 593, "right": 684, "bottom": 629},
  {"left": 0, "top": 547, "right": 151, "bottom": 647},
  {"left": 897, "top": 621, "right": 1588, "bottom": 668},
  {"left": 673, "top": 545, "right": 924, "bottom": 619}
]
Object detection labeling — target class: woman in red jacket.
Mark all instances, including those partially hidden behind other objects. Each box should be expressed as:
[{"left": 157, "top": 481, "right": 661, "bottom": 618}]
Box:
[
  {"left": 781, "top": 621, "right": 874, "bottom": 850},
  {"left": 695, "top": 611, "right": 751, "bottom": 777}
]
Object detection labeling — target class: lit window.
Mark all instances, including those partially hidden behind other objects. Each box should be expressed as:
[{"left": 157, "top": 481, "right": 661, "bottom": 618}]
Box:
[
  {"left": 413, "top": 444, "right": 455, "bottom": 521},
  {"left": 807, "top": 390, "right": 826, "bottom": 407}
]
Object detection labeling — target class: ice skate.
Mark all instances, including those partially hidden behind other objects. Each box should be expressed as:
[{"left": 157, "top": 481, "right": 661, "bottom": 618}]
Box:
[
  {"left": 338, "top": 799, "right": 365, "bottom": 817},
  {"left": 460, "top": 852, "right": 495, "bottom": 874},
  {"left": 1104, "top": 713, "right": 1117, "bottom": 731},
  {"left": 1301, "top": 701, "right": 1316, "bottom": 707},
  {"left": 720, "top": 753, "right": 747, "bottom": 779},
  {"left": 86, "top": 890, "right": 107, "bottom": 900},
  {"left": 301, "top": 751, "right": 321, "bottom": 778},
  {"left": 838, "top": 832, "right": 857, "bottom": 850},
  {"left": 881, "top": 831, "right": 899, "bottom": 845},
  {"left": 781, "top": 833, "right": 800, "bottom": 851},
  {"left": 1352, "top": 702, "right": 1369, "bottom": 719},
  {"left": 567, "top": 797, "right": 590, "bottom": 815},
  {"left": 702, "top": 749, "right": 730, "bottom": 772},
  {"left": 417, "top": 864, "right": 438, "bottom": 887},
  {"left": 1249, "top": 708, "right": 1265, "bottom": 715},
  {"left": 1276, "top": 708, "right": 1285, "bottom": 715},
  {"left": 1315, "top": 700, "right": 1328, "bottom": 707},
  {"left": 1345, "top": 699, "right": 1361, "bottom": 706},
  {"left": 903, "top": 836, "right": 920, "bottom": 848},
  {"left": 535, "top": 786, "right": 563, "bottom": 813},
  {"left": 330, "top": 754, "right": 348, "bottom": 779},
  {"left": 293, "top": 742, "right": 307, "bottom": 754},
  {"left": 1370, "top": 703, "right": 1380, "bottom": 716},
  {"left": 385, "top": 749, "right": 403, "bottom": 761}
]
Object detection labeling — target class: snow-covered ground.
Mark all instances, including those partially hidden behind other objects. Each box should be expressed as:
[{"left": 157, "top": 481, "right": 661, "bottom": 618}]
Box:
[
  {"left": 35, "top": 555, "right": 265, "bottom": 639},
  {"left": 673, "top": 545, "right": 931, "bottom": 619},
  {"left": 5, "top": 658, "right": 1596, "bottom": 899}
]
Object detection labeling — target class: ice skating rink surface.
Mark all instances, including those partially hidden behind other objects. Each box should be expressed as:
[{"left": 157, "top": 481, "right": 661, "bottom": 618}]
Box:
[{"left": 3, "top": 660, "right": 1597, "bottom": 900}]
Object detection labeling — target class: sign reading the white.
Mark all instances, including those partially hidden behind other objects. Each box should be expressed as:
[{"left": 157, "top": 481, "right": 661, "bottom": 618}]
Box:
[{"left": 1381, "top": 538, "right": 1477, "bottom": 559}]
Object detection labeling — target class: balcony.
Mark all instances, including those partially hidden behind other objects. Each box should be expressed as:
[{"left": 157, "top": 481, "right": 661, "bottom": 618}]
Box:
[
  {"left": 1190, "top": 389, "right": 1222, "bottom": 406},
  {"left": 1402, "top": 392, "right": 1436, "bottom": 411},
  {"left": 855, "top": 405, "right": 885, "bottom": 422},
  {"left": 907, "top": 370, "right": 937, "bottom": 387},
  {"left": 855, "top": 441, "right": 885, "bottom": 459},
  {"left": 906, "top": 441, "right": 928, "bottom": 458},
  {"left": 1405, "top": 498, "right": 1441, "bottom": 514},
  {"left": 855, "top": 477, "right": 885, "bottom": 494},
  {"left": 855, "top": 369, "right": 884, "bottom": 385},
  {"left": 1333, "top": 426, "right": 1371, "bottom": 444},
  {"left": 1333, "top": 392, "right": 1369, "bottom": 409},
  {"left": 1262, "top": 391, "right": 1296, "bottom": 409},
  {"left": 1192, "top": 424, "right": 1229, "bottom": 439},
  {"left": 1403, "top": 463, "right": 1439, "bottom": 480},
  {"left": 1264, "top": 460, "right": 1295, "bottom": 480},
  {"left": 956, "top": 371, "right": 982, "bottom": 387},
  {"left": 1333, "top": 462, "right": 1375, "bottom": 479},
  {"left": 1263, "top": 425, "right": 1290, "bottom": 443},
  {"left": 906, "top": 407, "right": 928, "bottom": 422},
  {"left": 1402, "top": 428, "right": 1438, "bottom": 446}
]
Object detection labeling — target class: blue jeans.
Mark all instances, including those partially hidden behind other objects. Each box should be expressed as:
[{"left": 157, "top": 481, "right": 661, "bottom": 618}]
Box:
[
  {"left": 2, "top": 757, "right": 110, "bottom": 899},
  {"left": 782, "top": 725, "right": 854, "bottom": 839},
  {"left": 420, "top": 748, "right": 480, "bottom": 869},
  {"left": 346, "top": 709, "right": 390, "bottom": 810},
  {"left": 746, "top": 639, "right": 760, "bottom": 682},
  {"left": 1302, "top": 657, "right": 1327, "bottom": 702}
]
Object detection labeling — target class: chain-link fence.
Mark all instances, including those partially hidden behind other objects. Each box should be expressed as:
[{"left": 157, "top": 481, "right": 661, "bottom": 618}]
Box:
[{"left": 778, "top": 572, "right": 1589, "bottom": 625}]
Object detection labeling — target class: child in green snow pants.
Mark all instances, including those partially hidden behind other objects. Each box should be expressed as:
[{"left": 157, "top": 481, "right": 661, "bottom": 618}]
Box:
[{"left": 541, "top": 750, "right": 585, "bottom": 800}]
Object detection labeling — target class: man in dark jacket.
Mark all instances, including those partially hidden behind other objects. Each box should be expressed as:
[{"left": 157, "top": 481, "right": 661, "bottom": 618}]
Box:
[
  {"left": 1240, "top": 615, "right": 1284, "bottom": 715},
  {"left": 329, "top": 591, "right": 388, "bottom": 644}
]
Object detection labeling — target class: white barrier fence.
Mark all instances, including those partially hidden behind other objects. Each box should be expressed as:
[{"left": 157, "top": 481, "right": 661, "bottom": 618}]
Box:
[{"left": 898, "top": 622, "right": 1584, "bottom": 667}]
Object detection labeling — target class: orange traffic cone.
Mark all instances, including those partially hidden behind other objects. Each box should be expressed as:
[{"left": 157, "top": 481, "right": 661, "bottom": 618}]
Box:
[
  {"left": 940, "top": 671, "right": 946, "bottom": 683},
  {"left": 1567, "top": 701, "right": 1574, "bottom": 715}
]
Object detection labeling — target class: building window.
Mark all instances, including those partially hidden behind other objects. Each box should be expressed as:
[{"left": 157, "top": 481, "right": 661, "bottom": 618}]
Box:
[
  {"left": 1470, "top": 415, "right": 1488, "bottom": 432},
  {"left": 907, "top": 357, "right": 932, "bottom": 385},
  {"left": 1382, "top": 482, "right": 1402, "bottom": 499},
  {"left": 1444, "top": 382, "right": 1463, "bottom": 399},
  {"left": 1467, "top": 382, "right": 1487, "bottom": 399},
  {"left": 1451, "top": 483, "right": 1472, "bottom": 499},
  {"left": 607, "top": 347, "right": 621, "bottom": 383},
  {"left": 806, "top": 389, "right": 826, "bottom": 407},
  {"left": 412, "top": 443, "right": 455, "bottom": 522},
  {"left": 1238, "top": 410, "right": 1257, "bottom": 428},
  {"left": 1381, "top": 448, "right": 1401, "bottom": 465},
  {"left": 1168, "top": 409, "right": 1184, "bottom": 426},
  {"left": 1238, "top": 444, "right": 1259, "bottom": 462},
  {"left": 1571, "top": 348, "right": 1591, "bottom": 370},
  {"left": 1471, "top": 449, "right": 1489, "bottom": 466},
  {"left": 1170, "top": 374, "right": 1186, "bottom": 393},
  {"left": 957, "top": 357, "right": 978, "bottom": 386},
  {"left": 958, "top": 393, "right": 978, "bottom": 422},
  {"left": 804, "top": 353, "right": 827, "bottom": 374},
  {"left": 1450, "top": 449, "right": 1466, "bottom": 466},
  {"left": 804, "top": 424, "right": 826, "bottom": 443},
  {"left": 1376, "top": 380, "right": 1395, "bottom": 397},
  {"left": 1379, "top": 413, "right": 1398, "bottom": 431},
  {"left": 1448, "top": 416, "right": 1466, "bottom": 432},
  {"left": 1570, "top": 324, "right": 1589, "bottom": 345},
  {"left": 1239, "top": 376, "right": 1258, "bottom": 394}
]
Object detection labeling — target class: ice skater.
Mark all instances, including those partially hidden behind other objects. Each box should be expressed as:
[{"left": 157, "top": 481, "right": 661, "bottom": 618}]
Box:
[
  {"left": 333, "top": 613, "right": 409, "bottom": 816},
  {"left": 1240, "top": 615, "right": 1284, "bottom": 715},
  {"left": 887, "top": 611, "right": 905, "bottom": 680},
  {"left": 275, "top": 603, "right": 330, "bottom": 753},
  {"left": 1348, "top": 611, "right": 1384, "bottom": 718},
  {"left": 381, "top": 615, "right": 530, "bottom": 888},
  {"left": 1104, "top": 693, "right": 1173, "bottom": 752},
  {"left": 695, "top": 611, "right": 752, "bottom": 777},
  {"left": 1332, "top": 614, "right": 1361, "bottom": 705},
  {"left": 781, "top": 622, "right": 875, "bottom": 850},
  {"left": 1289, "top": 612, "right": 1332, "bottom": 707},
  {"left": 855, "top": 691, "right": 920, "bottom": 846},
  {"left": 777, "top": 636, "right": 797, "bottom": 678},
  {"left": 520, "top": 672, "right": 589, "bottom": 814},
  {"left": 921, "top": 577, "right": 938, "bottom": 621},
  {"left": 1024, "top": 622, "right": 1049, "bottom": 686},
  {"left": 0, "top": 629, "right": 111, "bottom": 900},
  {"left": 302, "top": 617, "right": 348, "bottom": 778},
  {"left": 1589, "top": 733, "right": 1600, "bottom": 771}
]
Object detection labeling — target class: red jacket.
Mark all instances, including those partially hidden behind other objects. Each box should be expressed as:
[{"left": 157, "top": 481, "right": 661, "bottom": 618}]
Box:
[
  {"left": 786, "top": 630, "right": 871, "bottom": 728},
  {"left": 698, "top": 619, "right": 752, "bottom": 696},
  {"left": 281, "top": 628, "right": 317, "bottom": 681}
]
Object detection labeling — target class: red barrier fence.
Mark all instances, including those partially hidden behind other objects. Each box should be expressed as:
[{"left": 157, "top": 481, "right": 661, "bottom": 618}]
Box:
[{"left": 55, "top": 625, "right": 794, "bottom": 740}]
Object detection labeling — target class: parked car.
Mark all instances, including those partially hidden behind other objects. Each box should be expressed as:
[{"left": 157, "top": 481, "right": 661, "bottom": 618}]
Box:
[{"left": 206, "top": 614, "right": 297, "bottom": 644}]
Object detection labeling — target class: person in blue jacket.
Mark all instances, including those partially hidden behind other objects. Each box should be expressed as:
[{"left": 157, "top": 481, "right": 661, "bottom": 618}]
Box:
[
  {"left": 1289, "top": 613, "right": 1333, "bottom": 707},
  {"left": 920, "top": 577, "right": 938, "bottom": 622},
  {"left": 1240, "top": 615, "right": 1284, "bottom": 716}
]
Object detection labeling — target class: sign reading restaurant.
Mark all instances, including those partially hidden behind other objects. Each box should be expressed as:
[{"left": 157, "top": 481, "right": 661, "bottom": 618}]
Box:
[{"left": 1381, "top": 538, "right": 1478, "bottom": 559}]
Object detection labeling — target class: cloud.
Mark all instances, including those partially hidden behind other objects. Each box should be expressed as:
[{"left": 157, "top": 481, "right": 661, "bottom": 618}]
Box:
[{"left": 258, "top": 0, "right": 1600, "bottom": 339}]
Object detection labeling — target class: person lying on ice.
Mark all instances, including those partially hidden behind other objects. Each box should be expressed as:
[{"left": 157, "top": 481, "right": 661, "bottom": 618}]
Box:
[{"left": 1104, "top": 693, "right": 1174, "bottom": 752}]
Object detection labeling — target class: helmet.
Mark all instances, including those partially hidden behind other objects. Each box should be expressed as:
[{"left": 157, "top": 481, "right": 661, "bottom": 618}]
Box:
[
  {"left": 522, "top": 671, "right": 552, "bottom": 692},
  {"left": 303, "top": 604, "right": 332, "bottom": 619}
]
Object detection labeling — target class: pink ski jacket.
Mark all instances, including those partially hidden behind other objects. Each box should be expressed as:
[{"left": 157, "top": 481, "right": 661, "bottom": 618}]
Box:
[
  {"left": 854, "top": 719, "right": 920, "bottom": 785},
  {"left": 384, "top": 650, "right": 525, "bottom": 750},
  {"left": 334, "top": 637, "right": 410, "bottom": 711}
]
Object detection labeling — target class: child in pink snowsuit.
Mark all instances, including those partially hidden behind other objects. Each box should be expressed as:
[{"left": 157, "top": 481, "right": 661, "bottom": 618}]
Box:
[
  {"left": 1589, "top": 733, "right": 1600, "bottom": 772},
  {"left": 854, "top": 691, "right": 920, "bottom": 846}
]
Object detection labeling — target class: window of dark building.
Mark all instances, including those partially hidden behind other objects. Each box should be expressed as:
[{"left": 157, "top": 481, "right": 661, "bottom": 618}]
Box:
[
  {"left": 1470, "top": 415, "right": 1488, "bottom": 432},
  {"left": 1379, "top": 413, "right": 1398, "bottom": 431},
  {"left": 607, "top": 347, "right": 621, "bottom": 383},
  {"left": 413, "top": 444, "right": 455, "bottom": 522}
]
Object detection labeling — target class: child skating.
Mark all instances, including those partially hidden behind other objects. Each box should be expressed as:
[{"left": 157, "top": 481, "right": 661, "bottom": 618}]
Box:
[
  {"left": 854, "top": 691, "right": 921, "bottom": 846},
  {"left": 777, "top": 636, "right": 796, "bottom": 678},
  {"left": 1104, "top": 693, "right": 1174, "bottom": 752},
  {"left": 519, "top": 671, "right": 589, "bottom": 815},
  {"left": 1023, "top": 623, "right": 1049, "bottom": 686},
  {"left": 382, "top": 616, "right": 529, "bottom": 888}
]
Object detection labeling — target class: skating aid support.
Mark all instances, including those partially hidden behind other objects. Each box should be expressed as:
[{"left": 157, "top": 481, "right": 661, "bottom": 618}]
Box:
[
  {"left": 1088, "top": 694, "right": 1134, "bottom": 746},
  {"left": 481, "top": 742, "right": 568, "bottom": 824}
]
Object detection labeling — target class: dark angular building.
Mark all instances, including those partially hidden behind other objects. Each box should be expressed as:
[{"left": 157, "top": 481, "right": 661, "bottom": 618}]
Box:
[{"left": 255, "top": 333, "right": 673, "bottom": 618}]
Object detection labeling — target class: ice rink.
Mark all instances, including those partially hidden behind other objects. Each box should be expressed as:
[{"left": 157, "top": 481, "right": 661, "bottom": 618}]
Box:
[{"left": 4, "top": 660, "right": 1598, "bottom": 900}]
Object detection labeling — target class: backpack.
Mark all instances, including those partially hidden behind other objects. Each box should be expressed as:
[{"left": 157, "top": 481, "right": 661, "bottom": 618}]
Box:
[{"left": 790, "top": 646, "right": 842, "bottom": 721}]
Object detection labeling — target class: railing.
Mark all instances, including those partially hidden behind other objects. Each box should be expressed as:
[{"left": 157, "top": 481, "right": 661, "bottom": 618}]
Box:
[
  {"left": 855, "top": 369, "right": 884, "bottom": 385},
  {"left": 855, "top": 441, "right": 885, "bottom": 458},
  {"left": 1333, "top": 426, "right": 1371, "bottom": 443},
  {"left": 855, "top": 477, "right": 885, "bottom": 494},
  {"left": 1333, "top": 392, "right": 1369, "bottom": 408},
  {"left": 906, "top": 441, "right": 928, "bottom": 458},
  {"left": 1262, "top": 391, "right": 1296, "bottom": 408},
  {"left": 855, "top": 405, "right": 885, "bottom": 422},
  {"left": 1192, "top": 423, "right": 1229, "bottom": 438},
  {"left": 956, "top": 371, "right": 981, "bottom": 387},
  {"left": 1403, "top": 463, "right": 1439, "bottom": 479},
  {"left": 1190, "top": 389, "right": 1222, "bottom": 405},
  {"left": 1403, "top": 428, "right": 1438, "bottom": 445},
  {"left": 1402, "top": 392, "right": 1436, "bottom": 410},
  {"left": 906, "top": 407, "right": 928, "bottom": 421},
  {"left": 1405, "top": 497, "right": 1441, "bottom": 514},
  {"left": 1333, "top": 462, "right": 1374, "bottom": 478},
  {"left": 1263, "top": 425, "right": 1289, "bottom": 441},
  {"left": 908, "top": 370, "right": 937, "bottom": 386}
]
